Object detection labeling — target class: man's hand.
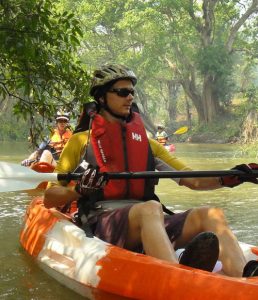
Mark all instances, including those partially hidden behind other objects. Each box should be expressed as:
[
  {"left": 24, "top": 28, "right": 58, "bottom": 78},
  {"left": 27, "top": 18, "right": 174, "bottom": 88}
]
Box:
[
  {"left": 76, "top": 161, "right": 108, "bottom": 195},
  {"left": 221, "top": 163, "right": 258, "bottom": 188},
  {"left": 21, "top": 159, "right": 33, "bottom": 167}
]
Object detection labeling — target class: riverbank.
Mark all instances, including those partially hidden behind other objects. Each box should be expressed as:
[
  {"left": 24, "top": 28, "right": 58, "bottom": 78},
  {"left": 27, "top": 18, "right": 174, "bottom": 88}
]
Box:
[
  {"left": 175, "top": 128, "right": 240, "bottom": 144},
  {"left": 172, "top": 115, "right": 258, "bottom": 158},
  {"left": 182, "top": 113, "right": 257, "bottom": 144}
]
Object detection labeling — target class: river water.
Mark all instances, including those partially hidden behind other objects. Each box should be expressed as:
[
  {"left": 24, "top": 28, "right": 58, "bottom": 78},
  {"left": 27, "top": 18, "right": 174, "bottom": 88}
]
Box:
[{"left": 0, "top": 141, "right": 257, "bottom": 300}]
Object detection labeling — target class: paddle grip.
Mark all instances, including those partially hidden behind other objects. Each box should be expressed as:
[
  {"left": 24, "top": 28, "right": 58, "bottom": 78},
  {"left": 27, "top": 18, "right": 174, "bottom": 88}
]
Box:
[{"left": 57, "top": 173, "right": 82, "bottom": 182}]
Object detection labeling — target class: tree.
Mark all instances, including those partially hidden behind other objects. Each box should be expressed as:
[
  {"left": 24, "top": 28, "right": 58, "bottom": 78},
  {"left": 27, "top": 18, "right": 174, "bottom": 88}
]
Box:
[
  {"left": 133, "top": 0, "right": 258, "bottom": 123},
  {"left": 61, "top": 0, "right": 258, "bottom": 125},
  {"left": 185, "top": 0, "right": 258, "bottom": 123},
  {"left": 0, "top": 97, "right": 29, "bottom": 141},
  {"left": 0, "top": 0, "right": 89, "bottom": 144}
]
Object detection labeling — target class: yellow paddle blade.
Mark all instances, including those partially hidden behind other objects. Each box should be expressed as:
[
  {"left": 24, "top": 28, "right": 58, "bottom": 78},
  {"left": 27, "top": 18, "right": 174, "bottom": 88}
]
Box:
[{"left": 173, "top": 126, "right": 188, "bottom": 135}]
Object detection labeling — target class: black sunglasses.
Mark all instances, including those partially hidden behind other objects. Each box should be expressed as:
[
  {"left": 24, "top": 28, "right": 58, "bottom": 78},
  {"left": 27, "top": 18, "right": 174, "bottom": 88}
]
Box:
[{"left": 108, "top": 88, "right": 135, "bottom": 97}]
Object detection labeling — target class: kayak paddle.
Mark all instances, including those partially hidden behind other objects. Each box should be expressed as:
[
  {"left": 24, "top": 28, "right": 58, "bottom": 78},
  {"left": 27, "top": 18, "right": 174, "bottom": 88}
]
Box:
[
  {"left": 164, "top": 126, "right": 188, "bottom": 139},
  {"left": 1, "top": 161, "right": 258, "bottom": 193},
  {"left": 172, "top": 126, "right": 188, "bottom": 135}
]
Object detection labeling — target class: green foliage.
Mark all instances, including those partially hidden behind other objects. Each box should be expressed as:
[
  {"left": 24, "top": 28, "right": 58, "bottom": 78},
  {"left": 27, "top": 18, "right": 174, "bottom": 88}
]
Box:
[
  {"left": 235, "top": 142, "right": 258, "bottom": 159},
  {"left": 195, "top": 44, "right": 236, "bottom": 104},
  {"left": 233, "top": 85, "right": 258, "bottom": 119},
  {"left": 196, "top": 45, "right": 233, "bottom": 78},
  {"left": 190, "top": 113, "right": 243, "bottom": 142},
  {"left": 0, "top": 0, "right": 257, "bottom": 143},
  {"left": 63, "top": 0, "right": 258, "bottom": 125},
  {"left": 0, "top": 0, "right": 90, "bottom": 145},
  {"left": 0, "top": 100, "right": 30, "bottom": 141},
  {"left": 243, "top": 85, "right": 258, "bottom": 110}
]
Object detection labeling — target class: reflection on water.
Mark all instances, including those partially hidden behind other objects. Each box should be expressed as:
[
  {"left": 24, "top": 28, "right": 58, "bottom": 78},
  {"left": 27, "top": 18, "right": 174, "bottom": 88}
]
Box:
[
  {"left": 0, "top": 142, "right": 257, "bottom": 299},
  {"left": 0, "top": 190, "right": 86, "bottom": 300}
]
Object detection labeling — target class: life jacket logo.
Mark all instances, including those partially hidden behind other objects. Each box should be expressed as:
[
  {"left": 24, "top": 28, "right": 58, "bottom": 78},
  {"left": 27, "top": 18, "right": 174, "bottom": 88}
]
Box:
[
  {"left": 132, "top": 132, "right": 142, "bottom": 142},
  {"left": 97, "top": 139, "right": 107, "bottom": 163}
]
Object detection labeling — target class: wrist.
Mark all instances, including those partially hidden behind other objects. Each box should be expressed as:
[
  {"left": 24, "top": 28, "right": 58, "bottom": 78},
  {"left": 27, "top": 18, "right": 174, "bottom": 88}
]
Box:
[
  {"left": 75, "top": 182, "right": 93, "bottom": 196},
  {"left": 219, "top": 176, "right": 241, "bottom": 188}
]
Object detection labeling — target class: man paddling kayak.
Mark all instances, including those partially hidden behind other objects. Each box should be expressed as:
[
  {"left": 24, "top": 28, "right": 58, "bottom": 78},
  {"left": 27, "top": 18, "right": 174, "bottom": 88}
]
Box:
[
  {"left": 21, "top": 111, "right": 72, "bottom": 167},
  {"left": 44, "top": 64, "right": 258, "bottom": 277},
  {"left": 155, "top": 124, "right": 169, "bottom": 145}
]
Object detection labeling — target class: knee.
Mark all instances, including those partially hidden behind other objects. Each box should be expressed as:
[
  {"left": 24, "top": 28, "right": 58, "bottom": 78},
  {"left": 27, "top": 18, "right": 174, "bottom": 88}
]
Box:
[
  {"left": 40, "top": 150, "right": 52, "bottom": 161},
  {"left": 207, "top": 207, "right": 226, "bottom": 221},
  {"left": 139, "top": 200, "right": 163, "bottom": 219},
  {"left": 129, "top": 201, "right": 164, "bottom": 229},
  {"left": 42, "top": 150, "right": 51, "bottom": 157},
  {"left": 207, "top": 207, "right": 226, "bottom": 220},
  {"left": 196, "top": 206, "right": 227, "bottom": 225}
]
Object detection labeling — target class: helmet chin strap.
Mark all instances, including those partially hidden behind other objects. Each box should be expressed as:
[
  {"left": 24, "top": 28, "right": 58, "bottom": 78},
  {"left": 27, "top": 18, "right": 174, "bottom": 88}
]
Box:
[{"left": 101, "top": 100, "right": 131, "bottom": 121}]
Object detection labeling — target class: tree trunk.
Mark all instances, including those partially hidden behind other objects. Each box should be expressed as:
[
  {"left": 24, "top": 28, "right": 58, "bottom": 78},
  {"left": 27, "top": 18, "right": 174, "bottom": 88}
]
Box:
[
  {"left": 185, "top": 97, "right": 192, "bottom": 128},
  {"left": 242, "top": 110, "right": 258, "bottom": 143},
  {"left": 181, "top": 76, "right": 206, "bottom": 124},
  {"left": 193, "top": 95, "right": 206, "bottom": 124},
  {"left": 167, "top": 80, "right": 180, "bottom": 124},
  {"left": 202, "top": 74, "right": 220, "bottom": 122}
]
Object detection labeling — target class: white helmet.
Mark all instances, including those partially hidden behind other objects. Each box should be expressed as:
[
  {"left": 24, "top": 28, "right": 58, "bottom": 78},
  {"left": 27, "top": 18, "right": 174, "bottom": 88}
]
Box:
[
  {"left": 56, "top": 111, "right": 70, "bottom": 122},
  {"left": 90, "top": 64, "right": 137, "bottom": 97},
  {"left": 157, "top": 124, "right": 165, "bottom": 130}
]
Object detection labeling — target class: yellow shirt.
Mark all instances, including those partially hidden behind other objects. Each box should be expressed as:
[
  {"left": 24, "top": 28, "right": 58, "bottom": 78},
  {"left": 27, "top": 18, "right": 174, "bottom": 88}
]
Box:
[{"left": 48, "top": 131, "right": 190, "bottom": 187}]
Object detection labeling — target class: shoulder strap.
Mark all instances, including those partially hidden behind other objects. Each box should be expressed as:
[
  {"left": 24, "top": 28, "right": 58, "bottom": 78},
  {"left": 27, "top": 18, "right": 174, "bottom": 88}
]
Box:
[{"left": 74, "top": 102, "right": 99, "bottom": 134}]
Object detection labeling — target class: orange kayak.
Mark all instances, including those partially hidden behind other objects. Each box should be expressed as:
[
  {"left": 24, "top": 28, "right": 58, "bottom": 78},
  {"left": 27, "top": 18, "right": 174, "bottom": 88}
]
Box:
[
  {"left": 20, "top": 198, "right": 258, "bottom": 300},
  {"left": 30, "top": 162, "right": 55, "bottom": 189}
]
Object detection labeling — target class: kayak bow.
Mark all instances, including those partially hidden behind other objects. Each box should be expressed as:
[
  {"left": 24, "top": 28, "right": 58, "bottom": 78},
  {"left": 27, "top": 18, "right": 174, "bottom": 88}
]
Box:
[{"left": 20, "top": 198, "right": 258, "bottom": 300}]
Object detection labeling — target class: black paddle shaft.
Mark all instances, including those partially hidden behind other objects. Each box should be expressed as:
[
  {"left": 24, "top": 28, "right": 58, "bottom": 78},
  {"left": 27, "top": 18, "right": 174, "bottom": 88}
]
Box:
[{"left": 57, "top": 170, "right": 258, "bottom": 181}]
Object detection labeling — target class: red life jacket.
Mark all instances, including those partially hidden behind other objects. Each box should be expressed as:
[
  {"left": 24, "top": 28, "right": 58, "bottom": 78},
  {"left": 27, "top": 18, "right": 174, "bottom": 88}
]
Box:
[{"left": 90, "top": 112, "right": 156, "bottom": 200}]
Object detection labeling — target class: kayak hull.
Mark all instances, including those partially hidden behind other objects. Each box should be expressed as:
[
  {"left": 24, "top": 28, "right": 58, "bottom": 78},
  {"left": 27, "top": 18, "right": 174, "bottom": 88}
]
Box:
[
  {"left": 31, "top": 162, "right": 55, "bottom": 189},
  {"left": 20, "top": 198, "right": 258, "bottom": 300}
]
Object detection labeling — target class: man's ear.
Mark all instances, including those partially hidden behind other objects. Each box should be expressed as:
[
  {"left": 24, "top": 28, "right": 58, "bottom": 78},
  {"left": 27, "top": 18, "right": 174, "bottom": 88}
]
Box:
[{"left": 99, "top": 97, "right": 104, "bottom": 104}]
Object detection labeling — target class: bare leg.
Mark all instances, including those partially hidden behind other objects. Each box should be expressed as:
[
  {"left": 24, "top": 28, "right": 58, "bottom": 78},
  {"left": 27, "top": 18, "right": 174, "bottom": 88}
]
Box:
[
  {"left": 40, "top": 150, "right": 57, "bottom": 167},
  {"left": 175, "top": 207, "right": 246, "bottom": 277},
  {"left": 125, "top": 201, "right": 178, "bottom": 262}
]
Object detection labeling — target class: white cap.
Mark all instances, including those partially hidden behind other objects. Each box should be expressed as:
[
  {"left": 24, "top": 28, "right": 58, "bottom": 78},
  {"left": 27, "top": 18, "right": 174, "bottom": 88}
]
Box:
[{"left": 56, "top": 111, "right": 70, "bottom": 122}]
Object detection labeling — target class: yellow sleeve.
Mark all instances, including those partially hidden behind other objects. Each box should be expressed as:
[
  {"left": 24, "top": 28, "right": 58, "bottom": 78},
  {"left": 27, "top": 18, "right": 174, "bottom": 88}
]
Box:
[
  {"left": 47, "top": 131, "right": 89, "bottom": 188},
  {"left": 149, "top": 138, "right": 192, "bottom": 171}
]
